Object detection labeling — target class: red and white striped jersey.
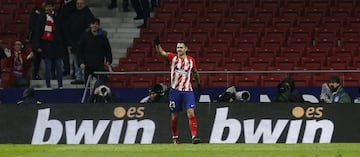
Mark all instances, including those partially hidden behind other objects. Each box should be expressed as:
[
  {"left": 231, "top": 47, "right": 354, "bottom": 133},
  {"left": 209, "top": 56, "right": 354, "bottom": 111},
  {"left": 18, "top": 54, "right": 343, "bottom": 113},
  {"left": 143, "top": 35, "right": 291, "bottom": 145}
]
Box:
[{"left": 167, "top": 53, "right": 198, "bottom": 91}]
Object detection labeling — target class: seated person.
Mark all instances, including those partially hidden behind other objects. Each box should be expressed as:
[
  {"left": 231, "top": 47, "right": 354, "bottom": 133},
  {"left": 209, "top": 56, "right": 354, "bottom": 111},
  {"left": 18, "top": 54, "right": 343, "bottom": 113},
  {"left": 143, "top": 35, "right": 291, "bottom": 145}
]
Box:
[
  {"left": 88, "top": 79, "right": 115, "bottom": 103},
  {"left": 140, "top": 83, "right": 169, "bottom": 103},
  {"left": 323, "top": 76, "right": 351, "bottom": 103},
  {"left": 274, "top": 77, "right": 304, "bottom": 103}
]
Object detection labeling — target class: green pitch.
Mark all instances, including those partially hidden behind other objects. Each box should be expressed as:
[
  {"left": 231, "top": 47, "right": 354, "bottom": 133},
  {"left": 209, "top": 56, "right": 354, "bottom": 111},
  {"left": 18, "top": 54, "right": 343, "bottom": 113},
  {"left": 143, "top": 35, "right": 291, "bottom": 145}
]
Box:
[{"left": 0, "top": 143, "right": 359, "bottom": 157}]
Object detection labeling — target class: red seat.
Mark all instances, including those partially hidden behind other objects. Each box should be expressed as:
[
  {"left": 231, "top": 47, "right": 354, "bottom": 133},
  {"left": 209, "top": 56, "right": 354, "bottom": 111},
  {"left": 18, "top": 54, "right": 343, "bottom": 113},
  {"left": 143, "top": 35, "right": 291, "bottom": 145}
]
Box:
[
  {"left": 178, "top": 6, "right": 203, "bottom": 18},
  {"left": 314, "top": 27, "right": 339, "bottom": 38},
  {"left": 208, "top": 0, "right": 232, "bottom": 8},
  {"left": 301, "top": 57, "right": 326, "bottom": 67},
  {"left": 196, "top": 17, "right": 221, "bottom": 29},
  {"left": 154, "top": 7, "right": 177, "bottom": 18},
  {"left": 340, "top": 37, "right": 360, "bottom": 47},
  {"left": 228, "top": 7, "right": 252, "bottom": 18},
  {"left": 296, "top": 16, "right": 321, "bottom": 28},
  {"left": 280, "top": 46, "right": 306, "bottom": 57},
  {"left": 238, "top": 27, "right": 263, "bottom": 38},
  {"left": 208, "top": 38, "right": 232, "bottom": 48},
  {"left": 278, "top": 7, "right": 303, "bottom": 17},
  {"left": 270, "top": 17, "right": 295, "bottom": 28},
  {"left": 275, "top": 56, "right": 301, "bottom": 67},
  {"left": 197, "top": 57, "right": 220, "bottom": 71},
  {"left": 229, "top": 47, "right": 253, "bottom": 58},
  {"left": 339, "top": 27, "right": 360, "bottom": 38},
  {"left": 203, "top": 47, "right": 229, "bottom": 58},
  {"left": 128, "top": 75, "right": 155, "bottom": 88},
  {"left": 332, "top": 46, "right": 356, "bottom": 58},
  {"left": 163, "top": 28, "right": 187, "bottom": 40},
  {"left": 107, "top": 75, "right": 129, "bottom": 88},
  {"left": 326, "top": 57, "right": 352, "bottom": 67},
  {"left": 171, "top": 17, "right": 196, "bottom": 29},
  {"left": 258, "top": 0, "right": 282, "bottom": 7},
  {"left": 333, "top": 0, "right": 357, "bottom": 7},
  {"left": 209, "top": 74, "right": 234, "bottom": 87},
  {"left": 233, "top": 36, "right": 259, "bottom": 47},
  {"left": 221, "top": 57, "right": 246, "bottom": 70},
  {"left": 246, "top": 17, "right": 271, "bottom": 28},
  {"left": 221, "top": 17, "right": 245, "bottom": 30},
  {"left": 118, "top": 57, "right": 143, "bottom": 71},
  {"left": 290, "top": 74, "right": 313, "bottom": 87},
  {"left": 147, "top": 17, "right": 169, "bottom": 30},
  {"left": 203, "top": 7, "right": 228, "bottom": 18},
  {"left": 286, "top": 36, "right": 312, "bottom": 47},
  {"left": 260, "top": 36, "right": 286, "bottom": 47},
  {"left": 233, "top": 0, "right": 256, "bottom": 8},
  {"left": 313, "top": 37, "right": 339, "bottom": 47},
  {"left": 254, "top": 46, "right": 279, "bottom": 57},
  {"left": 352, "top": 56, "right": 360, "bottom": 67},
  {"left": 126, "top": 47, "right": 151, "bottom": 58},
  {"left": 253, "top": 7, "right": 277, "bottom": 17},
  {"left": 289, "top": 27, "right": 314, "bottom": 38},
  {"left": 283, "top": 0, "right": 307, "bottom": 7},
  {"left": 140, "top": 28, "right": 164, "bottom": 40},
  {"left": 345, "top": 17, "right": 360, "bottom": 28},
  {"left": 214, "top": 27, "right": 237, "bottom": 39},
  {"left": 308, "top": 0, "right": 332, "bottom": 7},
  {"left": 328, "top": 7, "right": 353, "bottom": 17},
  {"left": 342, "top": 75, "right": 360, "bottom": 87},
  {"left": 160, "top": 0, "right": 182, "bottom": 9},
  {"left": 188, "top": 28, "right": 212, "bottom": 41},
  {"left": 263, "top": 27, "right": 289, "bottom": 38},
  {"left": 234, "top": 75, "right": 260, "bottom": 87},
  {"left": 320, "top": 16, "right": 346, "bottom": 28},
  {"left": 143, "top": 57, "right": 167, "bottom": 71},
  {"left": 184, "top": 0, "right": 206, "bottom": 8},
  {"left": 260, "top": 74, "right": 285, "bottom": 87},
  {"left": 303, "top": 7, "right": 328, "bottom": 17},
  {"left": 306, "top": 47, "right": 332, "bottom": 58},
  {"left": 248, "top": 57, "right": 275, "bottom": 67}
]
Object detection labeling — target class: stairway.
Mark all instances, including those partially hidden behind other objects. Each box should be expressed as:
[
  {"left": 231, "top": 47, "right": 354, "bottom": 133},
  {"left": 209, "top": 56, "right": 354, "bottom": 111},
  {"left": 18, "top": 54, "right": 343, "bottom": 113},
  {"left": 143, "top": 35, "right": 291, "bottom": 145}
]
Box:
[{"left": 30, "top": 0, "right": 143, "bottom": 88}]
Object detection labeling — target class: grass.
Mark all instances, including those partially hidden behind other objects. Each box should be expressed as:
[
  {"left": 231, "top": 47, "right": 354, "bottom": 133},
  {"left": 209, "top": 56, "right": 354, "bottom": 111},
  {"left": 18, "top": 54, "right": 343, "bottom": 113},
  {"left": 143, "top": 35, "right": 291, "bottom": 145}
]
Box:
[{"left": 0, "top": 143, "right": 359, "bottom": 157}]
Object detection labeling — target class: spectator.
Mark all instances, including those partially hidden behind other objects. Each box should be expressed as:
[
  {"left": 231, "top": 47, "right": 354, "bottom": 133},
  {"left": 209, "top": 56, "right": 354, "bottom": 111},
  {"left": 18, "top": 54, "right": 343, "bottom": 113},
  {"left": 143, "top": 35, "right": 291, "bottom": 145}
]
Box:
[
  {"left": 140, "top": 83, "right": 169, "bottom": 103},
  {"left": 131, "top": 0, "right": 150, "bottom": 28},
  {"left": 64, "top": 0, "right": 94, "bottom": 84},
  {"left": 88, "top": 79, "right": 114, "bottom": 103},
  {"left": 78, "top": 18, "right": 113, "bottom": 84},
  {"left": 59, "top": 0, "right": 76, "bottom": 77},
  {"left": 108, "top": 0, "right": 130, "bottom": 12},
  {"left": 8, "top": 41, "right": 34, "bottom": 88},
  {"left": 32, "top": 0, "right": 66, "bottom": 88},
  {"left": 28, "top": 0, "right": 45, "bottom": 80},
  {"left": 274, "top": 77, "right": 304, "bottom": 103},
  {"left": 325, "top": 76, "right": 351, "bottom": 103},
  {"left": 0, "top": 42, "right": 12, "bottom": 83},
  {"left": 16, "top": 87, "right": 42, "bottom": 105}
]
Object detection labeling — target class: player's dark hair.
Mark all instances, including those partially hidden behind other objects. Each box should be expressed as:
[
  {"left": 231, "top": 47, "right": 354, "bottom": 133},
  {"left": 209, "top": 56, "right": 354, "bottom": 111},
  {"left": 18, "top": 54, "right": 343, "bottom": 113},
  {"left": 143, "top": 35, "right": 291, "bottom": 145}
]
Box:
[{"left": 177, "top": 40, "right": 188, "bottom": 47}]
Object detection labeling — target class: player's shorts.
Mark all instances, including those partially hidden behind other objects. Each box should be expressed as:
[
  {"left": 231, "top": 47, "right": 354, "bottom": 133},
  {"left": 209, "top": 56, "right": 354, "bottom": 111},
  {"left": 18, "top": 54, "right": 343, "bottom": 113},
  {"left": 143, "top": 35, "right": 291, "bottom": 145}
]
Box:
[{"left": 168, "top": 88, "right": 196, "bottom": 113}]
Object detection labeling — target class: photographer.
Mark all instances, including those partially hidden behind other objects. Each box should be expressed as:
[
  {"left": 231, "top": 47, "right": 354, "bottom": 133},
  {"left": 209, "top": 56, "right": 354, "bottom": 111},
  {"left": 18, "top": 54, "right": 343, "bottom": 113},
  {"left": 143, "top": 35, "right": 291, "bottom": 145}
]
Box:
[
  {"left": 275, "top": 77, "right": 304, "bottom": 103},
  {"left": 88, "top": 80, "right": 114, "bottom": 103},
  {"left": 140, "top": 83, "right": 169, "bottom": 103}
]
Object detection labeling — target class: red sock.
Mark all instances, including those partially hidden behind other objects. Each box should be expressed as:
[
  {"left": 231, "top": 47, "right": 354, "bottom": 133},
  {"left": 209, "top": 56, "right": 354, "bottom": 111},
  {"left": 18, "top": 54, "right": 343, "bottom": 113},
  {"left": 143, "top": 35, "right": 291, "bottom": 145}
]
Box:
[
  {"left": 170, "top": 119, "right": 178, "bottom": 137},
  {"left": 189, "top": 116, "right": 198, "bottom": 137}
]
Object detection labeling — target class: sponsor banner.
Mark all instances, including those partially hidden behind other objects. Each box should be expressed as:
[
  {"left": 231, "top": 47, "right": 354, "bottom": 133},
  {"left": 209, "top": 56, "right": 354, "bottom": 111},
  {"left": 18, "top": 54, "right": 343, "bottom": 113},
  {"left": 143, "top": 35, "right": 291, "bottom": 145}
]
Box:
[{"left": 0, "top": 103, "right": 359, "bottom": 144}]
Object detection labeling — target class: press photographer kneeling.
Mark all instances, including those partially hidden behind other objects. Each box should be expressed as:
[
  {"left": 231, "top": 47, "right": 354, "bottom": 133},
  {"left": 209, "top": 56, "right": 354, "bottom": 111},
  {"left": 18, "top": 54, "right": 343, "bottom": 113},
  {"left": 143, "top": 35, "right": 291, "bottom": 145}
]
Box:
[{"left": 275, "top": 77, "right": 304, "bottom": 103}]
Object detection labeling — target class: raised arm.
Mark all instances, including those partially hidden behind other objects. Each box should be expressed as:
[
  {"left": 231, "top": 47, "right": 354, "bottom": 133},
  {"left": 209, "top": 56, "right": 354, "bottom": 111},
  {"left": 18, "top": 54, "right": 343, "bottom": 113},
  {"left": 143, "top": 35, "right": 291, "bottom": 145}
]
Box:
[{"left": 154, "top": 35, "right": 167, "bottom": 58}]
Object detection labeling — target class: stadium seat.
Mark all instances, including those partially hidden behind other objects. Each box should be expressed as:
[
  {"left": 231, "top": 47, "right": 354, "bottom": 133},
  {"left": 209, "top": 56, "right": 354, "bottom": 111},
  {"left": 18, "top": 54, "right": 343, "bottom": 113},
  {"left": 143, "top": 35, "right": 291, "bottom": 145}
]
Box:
[
  {"left": 221, "top": 17, "right": 245, "bottom": 30},
  {"left": 209, "top": 74, "right": 234, "bottom": 87},
  {"left": 214, "top": 28, "right": 237, "bottom": 39},
  {"left": 160, "top": 0, "right": 182, "bottom": 9},
  {"left": 280, "top": 46, "right": 306, "bottom": 57},
  {"left": 197, "top": 57, "right": 220, "bottom": 71},
  {"left": 328, "top": 7, "right": 353, "bottom": 17},
  {"left": 260, "top": 36, "right": 286, "bottom": 47},
  {"left": 296, "top": 16, "right": 321, "bottom": 28},
  {"left": 228, "top": 47, "right": 254, "bottom": 58},
  {"left": 260, "top": 74, "right": 286, "bottom": 87},
  {"left": 332, "top": 46, "right": 356, "bottom": 58},
  {"left": 308, "top": 0, "right": 332, "bottom": 7},
  {"left": 203, "top": 7, "right": 228, "bottom": 18},
  {"left": 233, "top": 36, "right": 259, "bottom": 47},
  {"left": 326, "top": 57, "right": 352, "bottom": 67},
  {"left": 320, "top": 16, "right": 346, "bottom": 28},
  {"left": 301, "top": 57, "right": 326, "bottom": 67},
  {"left": 306, "top": 47, "right": 332, "bottom": 58},
  {"left": 196, "top": 17, "right": 221, "bottom": 29},
  {"left": 128, "top": 75, "right": 156, "bottom": 88},
  {"left": 253, "top": 7, "right": 277, "bottom": 18},
  {"left": 246, "top": 17, "right": 271, "bottom": 28},
  {"left": 286, "top": 36, "right": 312, "bottom": 47},
  {"left": 264, "top": 27, "right": 289, "bottom": 38},
  {"left": 184, "top": 0, "right": 207, "bottom": 8},
  {"left": 203, "top": 47, "right": 229, "bottom": 58},
  {"left": 258, "top": 0, "right": 282, "bottom": 7},
  {"left": 339, "top": 36, "right": 360, "bottom": 47},
  {"left": 283, "top": 0, "right": 307, "bottom": 7},
  {"left": 288, "top": 27, "right": 314, "bottom": 38},
  {"left": 275, "top": 56, "right": 301, "bottom": 67},
  {"left": 234, "top": 74, "right": 260, "bottom": 87},
  {"left": 333, "top": 0, "right": 357, "bottom": 7},
  {"left": 313, "top": 37, "right": 339, "bottom": 47},
  {"left": 238, "top": 27, "right": 263, "bottom": 38},
  {"left": 221, "top": 57, "right": 246, "bottom": 70},
  {"left": 313, "top": 27, "right": 339, "bottom": 38},
  {"left": 290, "top": 74, "right": 313, "bottom": 87},
  {"left": 248, "top": 57, "right": 275, "bottom": 67},
  {"left": 188, "top": 27, "right": 213, "bottom": 41},
  {"left": 233, "top": 0, "right": 256, "bottom": 8},
  {"left": 254, "top": 46, "right": 279, "bottom": 57},
  {"left": 154, "top": 7, "right": 177, "bottom": 18},
  {"left": 339, "top": 27, "right": 360, "bottom": 38},
  {"left": 208, "top": 0, "right": 232, "bottom": 8},
  {"left": 107, "top": 75, "right": 129, "bottom": 88},
  {"left": 303, "top": 7, "right": 328, "bottom": 17},
  {"left": 126, "top": 47, "right": 151, "bottom": 58},
  {"left": 270, "top": 17, "right": 295, "bottom": 28},
  {"left": 278, "top": 7, "right": 303, "bottom": 17},
  {"left": 345, "top": 17, "right": 360, "bottom": 28},
  {"left": 178, "top": 6, "right": 203, "bottom": 18}
]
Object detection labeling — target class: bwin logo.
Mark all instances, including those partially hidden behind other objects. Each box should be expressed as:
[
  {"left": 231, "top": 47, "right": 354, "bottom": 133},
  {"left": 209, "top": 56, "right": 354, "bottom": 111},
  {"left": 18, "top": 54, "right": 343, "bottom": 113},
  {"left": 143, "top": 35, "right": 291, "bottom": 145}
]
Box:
[
  {"left": 31, "top": 108, "right": 155, "bottom": 144},
  {"left": 209, "top": 107, "right": 334, "bottom": 144}
]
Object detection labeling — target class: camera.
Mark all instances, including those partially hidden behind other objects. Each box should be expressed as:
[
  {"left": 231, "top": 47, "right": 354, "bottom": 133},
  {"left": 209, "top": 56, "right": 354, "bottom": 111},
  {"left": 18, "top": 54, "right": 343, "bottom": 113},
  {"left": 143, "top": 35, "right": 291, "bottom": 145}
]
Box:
[
  {"left": 98, "top": 85, "right": 110, "bottom": 97},
  {"left": 235, "top": 90, "right": 251, "bottom": 102}
]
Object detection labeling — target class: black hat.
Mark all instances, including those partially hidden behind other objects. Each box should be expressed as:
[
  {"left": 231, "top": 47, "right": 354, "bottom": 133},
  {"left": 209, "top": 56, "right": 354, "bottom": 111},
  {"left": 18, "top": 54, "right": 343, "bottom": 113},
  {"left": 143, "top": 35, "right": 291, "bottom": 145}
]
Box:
[{"left": 328, "top": 76, "right": 340, "bottom": 83}]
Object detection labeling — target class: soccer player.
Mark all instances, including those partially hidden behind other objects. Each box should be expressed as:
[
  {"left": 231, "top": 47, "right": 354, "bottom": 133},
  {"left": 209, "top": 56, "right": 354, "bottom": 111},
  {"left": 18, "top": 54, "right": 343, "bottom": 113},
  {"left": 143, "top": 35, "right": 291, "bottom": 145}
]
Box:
[{"left": 154, "top": 36, "right": 201, "bottom": 144}]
